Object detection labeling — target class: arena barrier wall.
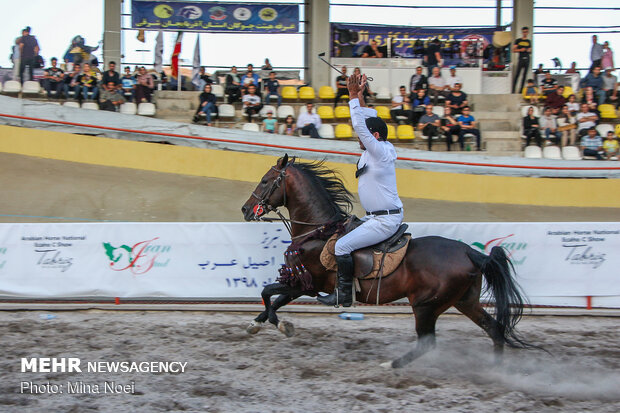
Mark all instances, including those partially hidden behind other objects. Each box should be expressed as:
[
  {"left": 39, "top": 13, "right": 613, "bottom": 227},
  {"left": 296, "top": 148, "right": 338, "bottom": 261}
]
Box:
[{"left": 0, "top": 222, "right": 618, "bottom": 308}]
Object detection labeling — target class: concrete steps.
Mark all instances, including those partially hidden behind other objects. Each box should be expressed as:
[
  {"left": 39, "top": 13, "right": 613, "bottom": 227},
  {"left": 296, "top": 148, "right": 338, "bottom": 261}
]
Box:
[{"left": 469, "top": 94, "right": 522, "bottom": 156}]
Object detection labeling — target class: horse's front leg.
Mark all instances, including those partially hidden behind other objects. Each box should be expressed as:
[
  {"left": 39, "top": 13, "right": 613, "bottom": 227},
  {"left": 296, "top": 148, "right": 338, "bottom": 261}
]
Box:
[
  {"left": 268, "top": 289, "right": 302, "bottom": 337},
  {"left": 247, "top": 283, "right": 295, "bottom": 335}
]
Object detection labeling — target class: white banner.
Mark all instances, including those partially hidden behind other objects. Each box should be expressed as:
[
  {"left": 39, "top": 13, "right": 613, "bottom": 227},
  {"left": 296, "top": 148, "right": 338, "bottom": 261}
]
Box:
[{"left": 0, "top": 222, "right": 618, "bottom": 303}]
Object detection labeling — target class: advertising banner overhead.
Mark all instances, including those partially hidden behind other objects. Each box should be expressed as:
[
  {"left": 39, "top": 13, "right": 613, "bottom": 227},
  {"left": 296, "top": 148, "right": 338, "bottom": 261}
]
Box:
[{"left": 132, "top": 1, "right": 299, "bottom": 33}]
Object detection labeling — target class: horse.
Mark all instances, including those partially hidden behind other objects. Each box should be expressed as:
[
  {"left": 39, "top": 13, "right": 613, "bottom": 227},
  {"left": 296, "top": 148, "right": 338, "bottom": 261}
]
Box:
[{"left": 241, "top": 154, "right": 532, "bottom": 368}]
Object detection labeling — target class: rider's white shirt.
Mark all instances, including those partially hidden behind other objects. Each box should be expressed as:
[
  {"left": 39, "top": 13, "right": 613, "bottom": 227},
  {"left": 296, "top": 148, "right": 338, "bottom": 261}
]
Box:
[{"left": 349, "top": 98, "right": 403, "bottom": 213}]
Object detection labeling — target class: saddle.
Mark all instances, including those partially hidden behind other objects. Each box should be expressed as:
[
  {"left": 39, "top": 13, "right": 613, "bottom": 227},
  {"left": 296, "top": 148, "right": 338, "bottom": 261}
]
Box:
[{"left": 320, "top": 216, "right": 411, "bottom": 280}]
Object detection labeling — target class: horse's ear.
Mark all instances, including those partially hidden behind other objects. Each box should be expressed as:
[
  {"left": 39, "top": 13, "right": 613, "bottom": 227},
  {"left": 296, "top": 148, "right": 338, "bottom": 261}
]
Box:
[{"left": 278, "top": 154, "right": 289, "bottom": 169}]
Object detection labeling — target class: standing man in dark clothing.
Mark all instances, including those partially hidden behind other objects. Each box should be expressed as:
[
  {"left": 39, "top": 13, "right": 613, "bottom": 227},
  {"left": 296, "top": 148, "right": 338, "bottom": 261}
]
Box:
[
  {"left": 424, "top": 38, "right": 441, "bottom": 77},
  {"left": 590, "top": 35, "right": 603, "bottom": 72},
  {"left": 409, "top": 66, "right": 428, "bottom": 94},
  {"left": 18, "top": 26, "right": 39, "bottom": 84},
  {"left": 334, "top": 66, "right": 348, "bottom": 107},
  {"left": 263, "top": 71, "right": 281, "bottom": 106},
  {"left": 225, "top": 66, "right": 242, "bottom": 104},
  {"left": 511, "top": 26, "right": 532, "bottom": 94}
]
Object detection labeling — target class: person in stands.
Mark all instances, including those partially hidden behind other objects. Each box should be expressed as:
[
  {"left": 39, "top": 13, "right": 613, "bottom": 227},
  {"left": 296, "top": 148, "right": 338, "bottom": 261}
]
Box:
[
  {"left": 457, "top": 106, "right": 481, "bottom": 150},
  {"left": 42, "top": 57, "right": 64, "bottom": 98},
  {"left": 523, "top": 106, "right": 542, "bottom": 147},
  {"left": 193, "top": 83, "right": 218, "bottom": 126},
  {"left": 242, "top": 84, "right": 263, "bottom": 123},
  {"left": 296, "top": 102, "right": 322, "bottom": 138},
  {"left": 225, "top": 66, "right": 242, "bottom": 104}
]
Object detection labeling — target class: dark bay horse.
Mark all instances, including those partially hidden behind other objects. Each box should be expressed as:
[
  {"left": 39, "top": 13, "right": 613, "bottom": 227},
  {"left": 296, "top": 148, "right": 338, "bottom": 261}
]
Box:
[{"left": 241, "top": 154, "right": 532, "bottom": 368}]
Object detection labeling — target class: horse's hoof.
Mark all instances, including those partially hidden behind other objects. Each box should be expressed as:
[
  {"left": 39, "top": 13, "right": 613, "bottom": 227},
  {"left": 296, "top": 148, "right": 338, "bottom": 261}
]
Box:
[
  {"left": 246, "top": 321, "right": 263, "bottom": 335},
  {"left": 277, "top": 320, "right": 295, "bottom": 337},
  {"left": 380, "top": 361, "right": 394, "bottom": 369}
]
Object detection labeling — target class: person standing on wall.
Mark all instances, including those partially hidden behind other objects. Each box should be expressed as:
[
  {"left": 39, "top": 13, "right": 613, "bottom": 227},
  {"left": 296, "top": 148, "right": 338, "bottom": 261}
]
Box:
[{"left": 511, "top": 26, "right": 532, "bottom": 94}]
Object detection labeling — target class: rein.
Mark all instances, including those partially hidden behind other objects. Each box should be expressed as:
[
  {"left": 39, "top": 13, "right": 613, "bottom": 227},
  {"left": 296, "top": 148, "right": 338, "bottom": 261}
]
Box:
[{"left": 251, "top": 160, "right": 343, "bottom": 240}]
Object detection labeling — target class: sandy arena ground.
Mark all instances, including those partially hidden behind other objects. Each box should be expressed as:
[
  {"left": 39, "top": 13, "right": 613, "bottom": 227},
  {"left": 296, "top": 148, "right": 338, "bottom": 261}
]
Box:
[{"left": 1, "top": 310, "right": 619, "bottom": 412}]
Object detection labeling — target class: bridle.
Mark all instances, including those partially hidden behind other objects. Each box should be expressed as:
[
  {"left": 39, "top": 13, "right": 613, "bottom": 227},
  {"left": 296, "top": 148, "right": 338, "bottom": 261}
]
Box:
[{"left": 249, "top": 159, "right": 341, "bottom": 240}]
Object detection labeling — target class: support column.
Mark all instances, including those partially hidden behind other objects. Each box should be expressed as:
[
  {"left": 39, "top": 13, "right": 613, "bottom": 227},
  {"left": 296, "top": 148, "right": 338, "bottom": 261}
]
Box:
[
  {"left": 103, "top": 0, "right": 122, "bottom": 68},
  {"left": 305, "top": 0, "right": 331, "bottom": 87}
]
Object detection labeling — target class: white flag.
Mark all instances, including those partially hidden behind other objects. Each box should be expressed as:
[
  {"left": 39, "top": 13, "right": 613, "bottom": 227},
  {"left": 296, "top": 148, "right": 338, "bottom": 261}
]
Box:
[
  {"left": 154, "top": 31, "right": 163, "bottom": 73},
  {"left": 191, "top": 35, "right": 201, "bottom": 88}
]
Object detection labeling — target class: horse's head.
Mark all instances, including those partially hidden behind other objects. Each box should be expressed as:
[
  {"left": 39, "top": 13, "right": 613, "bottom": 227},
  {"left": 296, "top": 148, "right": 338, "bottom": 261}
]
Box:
[{"left": 242, "top": 154, "right": 293, "bottom": 221}]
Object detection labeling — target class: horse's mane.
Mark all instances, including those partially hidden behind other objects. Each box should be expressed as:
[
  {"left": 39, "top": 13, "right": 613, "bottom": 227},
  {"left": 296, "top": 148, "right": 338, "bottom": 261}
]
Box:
[{"left": 291, "top": 160, "right": 353, "bottom": 220}]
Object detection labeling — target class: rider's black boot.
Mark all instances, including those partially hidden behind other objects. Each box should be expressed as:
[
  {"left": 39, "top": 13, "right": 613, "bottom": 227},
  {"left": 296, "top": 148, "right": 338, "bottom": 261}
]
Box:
[{"left": 317, "top": 254, "right": 353, "bottom": 307}]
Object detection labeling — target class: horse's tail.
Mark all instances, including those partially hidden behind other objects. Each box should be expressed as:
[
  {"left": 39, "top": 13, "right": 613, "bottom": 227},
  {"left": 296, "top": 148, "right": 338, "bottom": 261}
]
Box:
[{"left": 467, "top": 246, "right": 532, "bottom": 348}]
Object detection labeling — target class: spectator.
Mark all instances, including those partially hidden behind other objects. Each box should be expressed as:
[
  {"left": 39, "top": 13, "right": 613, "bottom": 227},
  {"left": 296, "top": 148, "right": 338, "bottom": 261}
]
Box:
[
  {"left": 11, "top": 37, "right": 20, "bottom": 80},
  {"left": 539, "top": 107, "right": 560, "bottom": 144},
  {"left": 409, "top": 66, "right": 428, "bottom": 94},
  {"left": 457, "top": 106, "right": 481, "bottom": 150},
  {"left": 411, "top": 89, "right": 430, "bottom": 125},
  {"left": 262, "top": 111, "right": 278, "bottom": 133},
  {"left": 193, "top": 84, "right": 218, "bottom": 126},
  {"left": 576, "top": 103, "right": 599, "bottom": 136},
  {"left": 225, "top": 66, "right": 242, "bottom": 104},
  {"left": 540, "top": 72, "right": 558, "bottom": 96},
  {"left": 557, "top": 105, "right": 577, "bottom": 147},
  {"left": 99, "top": 81, "right": 125, "bottom": 111},
  {"left": 241, "top": 64, "right": 259, "bottom": 95},
  {"left": 18, "top": 26, "right": 39, "bottom": 84},
  {"left": 523, "top": 106, "right": 542, "bottom": 147},
  {"left": 428, "top": 67, "right": 448, "bottom": 105},
  {"left": 601, "top": 41, "right": 614, "bottom": 71},
  {"left": 590, "top": 35, "right": 603, "bottom": 71},
  {"left": 120, "top": 66, "right": 136, "bottom": 102},
  {"left": 42, "top": 57, "right": 64, "bottom": 98},
  {"left": 417, "top": 104, "right": 440, "bottom": 151},
  {"left": 263, "top": 71, "right": 281, "bottom": 106},
  {"left": 524, "top": 79, "right": 540, "bottom": 105},
  {"left": 565, "top": 62, "right": 579, "bottom": 74},
  {"left": 79, "top": 62, "right": 98, "bottom": 100},
  {"left": 446, "top": 66, "right": 462, "bottom": 91},
  {"left": 424, "top": 38, "right": 441, "bottom": 77},
  {"left": 64, "top": 63, "right": 81, "bottom": 100},
  {"left": 334, "top": 66, "right": 348, "bottom": 107},
  {"left": 361, "top": 39, "right": 383, "bottom": 58},
  {"left": 135, "top": 66, "right": 154, "bottom": 103},
  {"left": 242, "top": 84, "right": 263, "bottom": 123},
  {"left": 261, "top": 58, "right": 273, "bottom": 71},
  {"left": 440, "top": 106, "right": 461, "bottom": 151},
  {"left": 534, "top": 64, "right": 544, "bottom": 84},
  {"left": 602, "top": 67, "right": 618, "bottom": 104},
  {"left": 545, "top": 85, "right": 566, "bottom": 114},
  {"left": 193, "top": 66, "right": 213, "bottom": 91},
  {"left": 390, "top": 85, "right": 413, "bottom": 124},
  {"left": 296, "top": 103, "right": 322, "bottom": 138},
  {"left": 581, "top": 66, "right": 606, "bottom": 105},
  {"left": 511, "top": 26, "right": 531, "bottom": 94},
  {"left": 101, "top": 61, "right": 120, "bottom": 88},
  {"left": 603, "top": 131, "right": 619, "bottom": 160},
  {"left": 580, "top": 127, "right": 604, "bottom": 160},
  {"left": 581, "top": 88, "right": 599, "bottom": 112},
  {"left": 283, "top": 115, "right": 296, "bottom": 136},
  {"left": 445, "top": 83, "right": 468, "bottom": 114},
  {"left": 566, "top": 94, "right": 579, "bottom": 115}
]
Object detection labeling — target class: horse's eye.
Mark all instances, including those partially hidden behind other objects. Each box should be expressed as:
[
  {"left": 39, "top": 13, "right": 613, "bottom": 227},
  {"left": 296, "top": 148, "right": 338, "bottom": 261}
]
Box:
[{"left": 261, "top": 179, "right": 267, "bottom": 185}]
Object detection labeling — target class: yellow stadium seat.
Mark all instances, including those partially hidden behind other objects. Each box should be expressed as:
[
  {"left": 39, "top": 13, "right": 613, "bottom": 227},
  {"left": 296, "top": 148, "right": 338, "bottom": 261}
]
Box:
[
  {"left": 562, "top": 86, "right": 574, "bottom": 98},
  {"left": 334, "top": 123, "right": 353, "bottom": 139},
  {"left": 521, "top": 86, "right": 540, "bottom": 100},
  {"left": 397, "top": 124, "right": 415, "bottom": 141},
  {"left": 281, "top": 86, "right": 298, "bottom": 100},
  {"left": 615, "top": 123, "right": 620, "bottom": 138},
  {"left": 317, "top": 105, "right": 334, "bottom": 120},
  {"left": 387, "top": 124, "right": 396, "bottom": 141},
  {"left": 298, "top": 86, "right": 316, "bottom": 100},
  {"left": 375, "top": 106, "right": 391, "bottom": 120},
  {"left": 334, "top": 105, "right": 350, "bottom": 119},
  {"left": 318, "top": 86, "right": 335, "bottom": 99},
  {"left": 599, "top": 104, "right": 617, "bottom": 119}
]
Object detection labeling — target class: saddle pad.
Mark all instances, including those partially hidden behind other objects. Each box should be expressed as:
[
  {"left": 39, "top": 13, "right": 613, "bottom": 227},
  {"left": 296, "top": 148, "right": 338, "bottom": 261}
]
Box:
[{"left": 320, "top": 233, "right": 411, "bottom": 280}]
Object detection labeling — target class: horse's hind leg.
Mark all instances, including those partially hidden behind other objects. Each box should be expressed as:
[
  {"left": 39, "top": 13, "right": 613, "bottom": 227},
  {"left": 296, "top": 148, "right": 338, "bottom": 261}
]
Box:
[
  {"left": 454, "top": 279, "right": 505, "bottom": 361},
  {"left": 269, "top": 292, "right": 302, "bottom": 337},
  {"left": 385, "top": 305, "right": 439, "bottom": 369}
]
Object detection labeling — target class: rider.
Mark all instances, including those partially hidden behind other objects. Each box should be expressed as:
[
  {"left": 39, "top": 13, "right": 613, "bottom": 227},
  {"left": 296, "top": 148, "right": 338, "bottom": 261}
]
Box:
[{"left": 318, "top": 73, "right": 404, "bottom": 307}]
